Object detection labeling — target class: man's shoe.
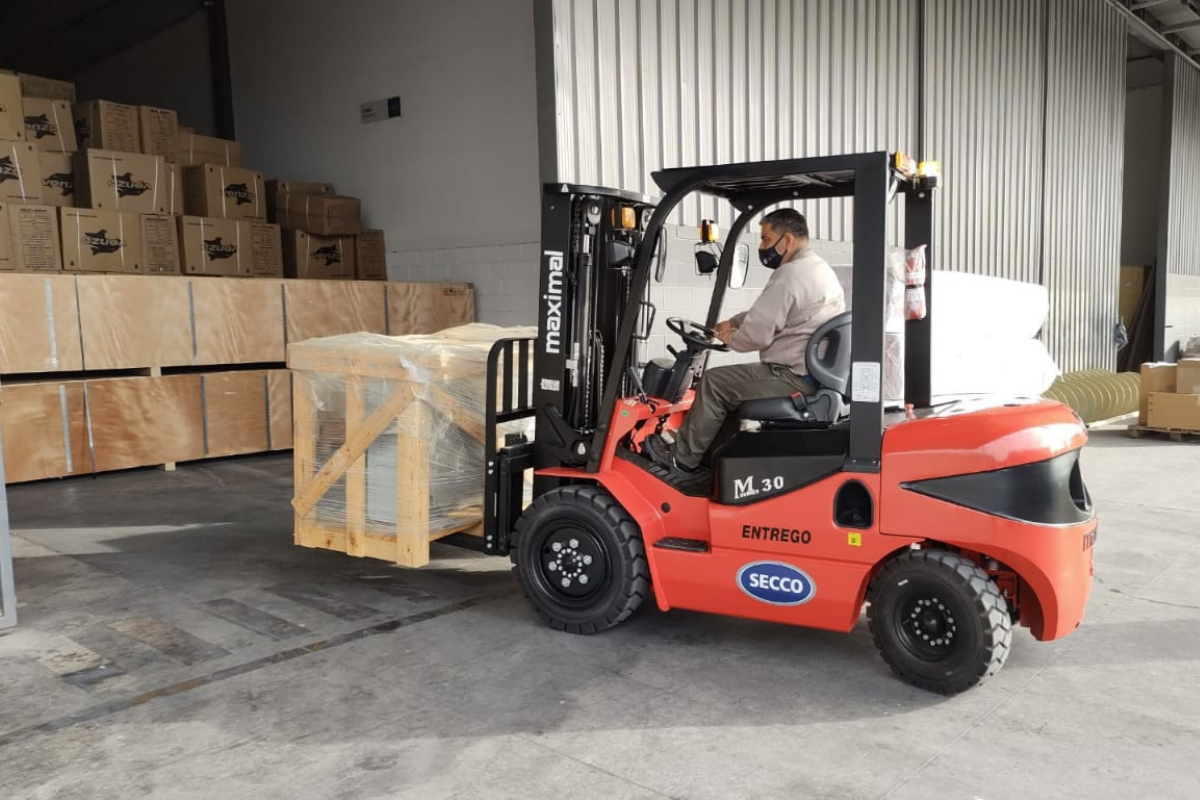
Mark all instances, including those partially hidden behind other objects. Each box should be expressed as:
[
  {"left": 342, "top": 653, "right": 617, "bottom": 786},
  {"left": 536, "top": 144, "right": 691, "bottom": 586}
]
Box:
[{"left": 642, "top": 434, "right": 698, "bottom": 478}]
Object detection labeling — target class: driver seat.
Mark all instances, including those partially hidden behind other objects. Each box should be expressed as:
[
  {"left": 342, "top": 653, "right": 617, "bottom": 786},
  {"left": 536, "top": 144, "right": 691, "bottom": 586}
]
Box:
[{"left": 735, "top": 312, "right": 852, "bottom": 428}]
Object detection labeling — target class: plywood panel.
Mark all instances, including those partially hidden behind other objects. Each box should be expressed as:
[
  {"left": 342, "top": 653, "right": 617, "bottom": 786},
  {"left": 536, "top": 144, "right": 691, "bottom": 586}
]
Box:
[
  {"left": 86, "top": 375, "right": 204, "bottom": 470},
  {"left": 77, "top": 275, "right": 192, "bottom": 370},
  {"left": 386, "top": 283, "right": 475, "bottom": 335},
  {"left": 284, "top": 280, "right": 387, "bottom": 343},
  {"left": 0, "top": 380, "right": 89, "bottom": 482},
  {"left": 191, "top": 278, "right": 285, "bottom": 365},
  {"left": 0, "top": 274, "right": 84, "bottom": 374},
  {"left": 268, "top": 369, "right": 293, "bottom": 450},
  {"left": 203, "top": 371, "right": 269, "bottom": 457}
]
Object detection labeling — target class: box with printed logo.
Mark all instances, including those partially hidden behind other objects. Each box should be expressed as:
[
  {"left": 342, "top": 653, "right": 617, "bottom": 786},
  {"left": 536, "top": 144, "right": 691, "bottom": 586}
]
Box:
[
  {"left": 72, "top": 100, "right": 140, "bottom": 153},
  {"left": 0, "top": 74, "right": 25, "bottom": 141},
  {"left": 18, "top": 73, "right": 76, "bottom": 103},
  {"left": 177, "top": 215, "right": 250, "bottom": 277},
  {"left": 283, "top": 229, "right": 355, "bottom": 279},
  {"left": 354, "top": 229, "right": 386, "bottom": 280},
  {"left": 38, "top": 153, "right": 75, "bottom": 207},
  {"left": 0, "top": 141, "right": 42, "bottom": 202},
  {"left": 276, "top": 192, "right": 361, "bottom": 235},
  {"left": 140, "top": 213, "right": 181, "bottom": 275},
  {"left": 59, "top": 207, "right": 143, "bottom": 273},
  {"left": 22, "top": 98, "right": 76, "bottom": 153},
  {"left": 182, "top": 164, "right": 265, "bottom": 221},
  {"left": 138, "top": 106, "right": 179, "bottom": 163},
  {"left": 74, "top": 149, "right": 166, "bottom": 214},
  {"left": 178, "top": 133, "right": 241, "bottom": 167},
  {"left": 0, "top": 203, "right": 62, "bottom": 272}
]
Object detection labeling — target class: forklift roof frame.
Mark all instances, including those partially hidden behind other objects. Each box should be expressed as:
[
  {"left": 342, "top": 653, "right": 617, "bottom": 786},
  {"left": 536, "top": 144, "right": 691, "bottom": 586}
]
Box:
[{"left": 587, "top": 150, "right": 936, "bottom": 474}]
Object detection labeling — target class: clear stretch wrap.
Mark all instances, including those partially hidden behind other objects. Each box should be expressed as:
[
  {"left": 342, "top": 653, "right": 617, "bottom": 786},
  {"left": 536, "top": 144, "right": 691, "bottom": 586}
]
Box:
[{"left": 291, "top": 323, "right": 536, "bottom": 539}]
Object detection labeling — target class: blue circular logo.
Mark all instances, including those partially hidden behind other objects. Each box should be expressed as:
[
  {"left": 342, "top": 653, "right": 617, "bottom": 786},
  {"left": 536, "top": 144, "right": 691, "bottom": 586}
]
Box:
[{"left": 736, "top": 561, "right": 817, "bottom": 606}]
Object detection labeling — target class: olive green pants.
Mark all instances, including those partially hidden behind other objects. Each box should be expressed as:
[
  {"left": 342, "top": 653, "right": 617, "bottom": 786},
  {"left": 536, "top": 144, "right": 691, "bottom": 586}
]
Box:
[{"left": 673, "top": 362, "right": 812, "bottom": 469}]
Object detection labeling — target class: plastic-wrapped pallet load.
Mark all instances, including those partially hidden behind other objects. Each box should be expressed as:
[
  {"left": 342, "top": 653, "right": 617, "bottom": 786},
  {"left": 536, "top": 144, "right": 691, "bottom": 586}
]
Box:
[{"left": 289, "top": 323, "right": 535, "bottom": 568}]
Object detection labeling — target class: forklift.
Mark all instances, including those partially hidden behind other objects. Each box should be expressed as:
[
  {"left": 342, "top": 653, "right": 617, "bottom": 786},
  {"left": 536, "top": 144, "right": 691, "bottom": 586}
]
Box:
[{"left": 481, "top": 151, "right": 1096, "bottom": 695}]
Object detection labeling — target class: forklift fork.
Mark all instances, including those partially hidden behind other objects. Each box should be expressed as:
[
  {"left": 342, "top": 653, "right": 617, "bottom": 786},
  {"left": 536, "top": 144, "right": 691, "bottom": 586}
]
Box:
[{"left": 484, "top": 336, "right": 538, "bottom": 556}]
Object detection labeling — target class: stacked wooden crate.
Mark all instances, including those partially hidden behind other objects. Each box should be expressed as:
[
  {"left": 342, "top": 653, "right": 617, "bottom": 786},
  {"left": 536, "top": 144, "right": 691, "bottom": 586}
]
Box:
[{"left": 0, "top": 273, "right": 475, "bottom": 483}]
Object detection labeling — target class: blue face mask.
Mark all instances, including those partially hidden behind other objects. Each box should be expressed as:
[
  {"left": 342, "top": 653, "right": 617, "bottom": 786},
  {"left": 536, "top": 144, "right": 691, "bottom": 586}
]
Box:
[{"left": 758, "top": 235, "right": 787, "bottom": 269}]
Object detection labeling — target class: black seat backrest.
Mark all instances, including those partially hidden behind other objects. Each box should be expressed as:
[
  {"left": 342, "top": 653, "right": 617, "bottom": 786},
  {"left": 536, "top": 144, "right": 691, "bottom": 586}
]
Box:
[{"left": 806, "top": 312, "right": 852, "bottom": 396}]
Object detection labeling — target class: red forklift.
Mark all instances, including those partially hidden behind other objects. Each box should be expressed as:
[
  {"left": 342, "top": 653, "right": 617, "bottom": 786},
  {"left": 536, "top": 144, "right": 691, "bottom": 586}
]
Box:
[{"left": 481, "top": 151, "right": 1096, "bottom": 695}]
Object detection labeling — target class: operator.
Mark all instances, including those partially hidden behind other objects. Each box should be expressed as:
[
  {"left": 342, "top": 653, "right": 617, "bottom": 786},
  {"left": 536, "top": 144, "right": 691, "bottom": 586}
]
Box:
[{"left": 644, "top": 208, "right": 845, "bottom": 476}]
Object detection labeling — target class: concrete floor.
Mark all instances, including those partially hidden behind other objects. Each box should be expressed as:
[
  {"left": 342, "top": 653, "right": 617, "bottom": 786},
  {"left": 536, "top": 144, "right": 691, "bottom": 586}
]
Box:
[{"left": 0, "top": 429, "right": 1197, "bottom": 800}]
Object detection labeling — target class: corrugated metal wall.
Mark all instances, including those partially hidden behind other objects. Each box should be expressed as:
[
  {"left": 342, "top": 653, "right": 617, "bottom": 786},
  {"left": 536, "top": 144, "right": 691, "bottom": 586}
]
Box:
[
  {"left": 1165, "top": 55, "right": 1200, "bottom": 277},
  {"left": 551, "top": 0, "right": 920, "bottom": 241},
  {"left": 921, "top": 0, "right": 1046, "bottom": 285},
  {"left": 550, "top": 0, "right": 1130, "bottom": 371},
  {"left": 1041, "top": 0, "right": 1126, "bottom": 372}
]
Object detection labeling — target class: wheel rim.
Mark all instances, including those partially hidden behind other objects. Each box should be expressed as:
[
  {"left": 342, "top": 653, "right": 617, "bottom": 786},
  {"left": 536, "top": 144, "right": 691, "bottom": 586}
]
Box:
[
  {"left": 894, "top": 592, "right": 961, "bottom": 662},
  {"left": 532, "top": 523, "right": 610, "bottom": 606}
]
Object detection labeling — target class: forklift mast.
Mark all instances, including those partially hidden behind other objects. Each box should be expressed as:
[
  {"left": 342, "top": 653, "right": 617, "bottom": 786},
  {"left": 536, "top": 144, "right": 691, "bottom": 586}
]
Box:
[{"left": 532, "top": 184, "right": 658, "bottom": 478}]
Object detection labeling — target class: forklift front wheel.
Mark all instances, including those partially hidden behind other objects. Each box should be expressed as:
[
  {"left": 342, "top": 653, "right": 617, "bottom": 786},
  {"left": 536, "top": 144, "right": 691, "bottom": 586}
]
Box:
[
  {"left": 867, "top": 549, "right": 1013, "bottom": 695},
  {"left": 512, "top": 485, "right": 650, "bottom": 635}
]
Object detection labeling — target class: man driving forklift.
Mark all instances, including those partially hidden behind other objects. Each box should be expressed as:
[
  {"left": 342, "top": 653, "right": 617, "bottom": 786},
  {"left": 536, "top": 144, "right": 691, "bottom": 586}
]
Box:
[{"left": 643, "top": 208, "right": 846, "bottom": 477}]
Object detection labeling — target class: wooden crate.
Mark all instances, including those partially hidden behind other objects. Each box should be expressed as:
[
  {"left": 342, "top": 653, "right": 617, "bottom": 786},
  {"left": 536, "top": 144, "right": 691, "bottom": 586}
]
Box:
[
  {"left": 386, "top": 282, "right": 476, "bottom": 335},
  {"left": 0, "top": 274, "right": 84, "bottom": 373},
  {"left": 284, "top": 281, "right": 387, "bottom": 343},
  {"left": 191, "top": 278, "right": 286, "bottom": 365},
  {"left": 77, "top": 275, "right": 194, "bottom": 370},
  {"left": 0, "top": 380, "right": 90, "bottom": 482},
  {"left": 288, "top": 330, "right": 506, "bottom": 568}
]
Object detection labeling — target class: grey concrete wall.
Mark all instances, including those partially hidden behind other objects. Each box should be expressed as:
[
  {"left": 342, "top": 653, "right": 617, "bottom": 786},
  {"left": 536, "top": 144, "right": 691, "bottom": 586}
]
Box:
[
  {"left": 1166, "top": 272, "right": 1200, "bottom": 359},
  {"left": 226, "top": 0, "right": 541, "bottom": 322},
  {"left": 70, "top": 12, "right": 216, "bottom": 134}
]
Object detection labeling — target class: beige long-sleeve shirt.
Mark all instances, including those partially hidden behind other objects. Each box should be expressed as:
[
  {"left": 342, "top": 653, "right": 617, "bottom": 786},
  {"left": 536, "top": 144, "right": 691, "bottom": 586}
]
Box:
[{"left": 729, "top": 247, "right": 846, "bottom": 375}]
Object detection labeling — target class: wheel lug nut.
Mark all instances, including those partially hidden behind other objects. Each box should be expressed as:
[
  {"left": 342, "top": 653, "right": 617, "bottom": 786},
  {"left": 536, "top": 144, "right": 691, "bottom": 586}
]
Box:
[
  {"left": 561, "top": 578, "right": 571, "bottom": 588},
  {"left": 547, "top": 562, "right": 557, "bottom": 571},
  {"left": 569, "top": 538, "right": 579, "bottom": 549},
  {"left": 552, "top": 542, "right": 562, "bottom": 552},
  {"left": 583, "top": 555, "right": 593, "bottom": 565},
  {"left": 579, "top": 574, "right": 589, "bottom": 585}
]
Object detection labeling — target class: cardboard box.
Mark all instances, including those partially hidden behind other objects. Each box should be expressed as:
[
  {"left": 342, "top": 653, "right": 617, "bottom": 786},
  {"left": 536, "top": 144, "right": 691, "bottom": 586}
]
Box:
[
  {"left": 276, "top": 192, "right": 362, "bottom": 235},
  {"left": 355, "top": 229, "right": 386, "bottom": 280},
  {"left": 60, "top": 207, "right": 143, "bottom": 273},
  {"left": 165, "top": 163, "right": 185, "bottom": 215},
  {"left": 1177, "top": 358, "right": 1200, "bottom": 395},
  {"left": 141, "top": 213, "right": 180, "bottom": 275},
  {"left": 177, "top": 215, "right": 250, "bottom": 277},
  {"left": 182, "top": 164, "right": 265, "bottom": 220},
  {"left": 178, "top": 133, "right": 241, "bottom": 167},
  {"left": 1139, "top": 362, "right": 1177, "bottom": 425},
  {"left": 283, "top": 229, "right": 355, "bottom": 279},
  {"left": 245, "top": 221, "right": 284, "bottom": 277},
  {"left": 138, "top": 106, "right": 179, "bottom": 163},
  {"left": 18, "top": 73, "right": 76, "bottom": 103},
  {"left": 74, "top": 149, "right": 166, "bottom": 214},
  {"left": 1147, "top": 392, "right": 1200, "bottom": 431},
  {"left": 37, "top": 152, "right": 75, "bottom": 207},
  {"left": 0, "top": 141, "right": 42, "bottom": 202},
  {"left": 179, "top": 125, "right": 195, "bottom": 136},
  {"left": 0, "top": 74, "right": 25, "bottom": 141},
  {"left": 22, "top": 98, "right": 76, "bottom": 153},
  {"left": 266, "top": 179, "right": 335, "bottom": 223},
  {"left": 9, "top": 204, "right": 61, "bottom": 271},
  {"left": 73, "top": 100, "right": 140, "bottom": 153}
]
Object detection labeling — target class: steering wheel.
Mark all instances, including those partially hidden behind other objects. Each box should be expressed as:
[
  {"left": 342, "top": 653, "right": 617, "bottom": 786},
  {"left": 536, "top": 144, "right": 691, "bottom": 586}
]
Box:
[{"left": 666, "top": 317, "right": 730, "bottom": 352}]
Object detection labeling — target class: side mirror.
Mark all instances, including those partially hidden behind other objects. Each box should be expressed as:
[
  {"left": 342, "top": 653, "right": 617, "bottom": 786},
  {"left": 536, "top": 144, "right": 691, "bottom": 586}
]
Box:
[
  {"left": 652, "top": 229, "right": 668, "bottom": 282},
  {"left": 729, "top": 243, "right": 749, "bottom": 289}
]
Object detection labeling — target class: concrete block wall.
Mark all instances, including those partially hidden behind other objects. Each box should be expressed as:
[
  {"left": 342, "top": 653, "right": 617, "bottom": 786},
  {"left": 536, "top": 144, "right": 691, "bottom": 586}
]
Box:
[
  {"left": 1166, "top": 272, "right": 1200, "bottom": 359},
  {"left": 389, "top": 241, "right": 540, "bottom": 329}
]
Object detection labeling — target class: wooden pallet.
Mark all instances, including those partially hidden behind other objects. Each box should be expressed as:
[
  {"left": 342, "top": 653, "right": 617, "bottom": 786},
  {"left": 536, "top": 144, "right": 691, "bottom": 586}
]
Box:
[{"left": 1127, "top": 424, "right": 1200, "bottom": 442}]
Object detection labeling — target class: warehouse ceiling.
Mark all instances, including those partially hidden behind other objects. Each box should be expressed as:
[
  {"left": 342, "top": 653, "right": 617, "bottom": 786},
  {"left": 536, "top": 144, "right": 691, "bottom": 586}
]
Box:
[
  {"left": 0, "top": 0, "right": 208, "bottom": 78},
  {"left": 1125, "top": 0, "right": 1200, "bottom": 58}
]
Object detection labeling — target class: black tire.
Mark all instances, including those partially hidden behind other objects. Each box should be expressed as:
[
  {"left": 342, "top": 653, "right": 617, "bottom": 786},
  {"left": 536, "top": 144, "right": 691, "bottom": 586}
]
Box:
[
  {"left": 511, "top": 485, "right": 649, "bottom": 634},
  {"left": 867, "top": 549, "right": 1012, "bottom": 695}
]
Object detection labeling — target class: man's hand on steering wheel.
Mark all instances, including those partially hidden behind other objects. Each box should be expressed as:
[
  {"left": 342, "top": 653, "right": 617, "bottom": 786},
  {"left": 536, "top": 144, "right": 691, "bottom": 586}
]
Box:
[{"left": 666, "top": 317, "right": 730, "bottom": 352}]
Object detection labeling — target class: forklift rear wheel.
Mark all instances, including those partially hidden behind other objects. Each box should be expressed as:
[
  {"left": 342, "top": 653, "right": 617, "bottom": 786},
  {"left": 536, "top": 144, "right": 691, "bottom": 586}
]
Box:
[
  {"left": 512, "top": 486, "right": 650, "bottom": 635},
  {"left": 867, "top": 549, "right": 1012, "bottom": 695}
]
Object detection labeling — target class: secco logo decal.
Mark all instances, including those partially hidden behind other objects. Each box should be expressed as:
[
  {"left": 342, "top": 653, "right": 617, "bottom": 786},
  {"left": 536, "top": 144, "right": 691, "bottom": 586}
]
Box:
[{"left": 736, "top": 561, "right": 816, "bottom": 606}]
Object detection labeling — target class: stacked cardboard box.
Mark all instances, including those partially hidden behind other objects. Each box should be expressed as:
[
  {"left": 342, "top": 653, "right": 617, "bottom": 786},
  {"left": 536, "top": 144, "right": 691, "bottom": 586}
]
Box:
[
  {"left": 1140, "top": 360, "right": 1200, "bottom": 431},
  {"left": 269, "top": 178, "right": 385, "bottom": 280}
]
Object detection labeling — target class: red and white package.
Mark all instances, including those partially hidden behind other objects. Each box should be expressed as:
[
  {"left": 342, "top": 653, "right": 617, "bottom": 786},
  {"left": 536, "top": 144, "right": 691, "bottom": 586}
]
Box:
[
  {"left": 905, "top": 244, "right": 927, "bottom": 287},
  {"left": 905, "top": 286, "right": 927, "bottom": 321}
]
